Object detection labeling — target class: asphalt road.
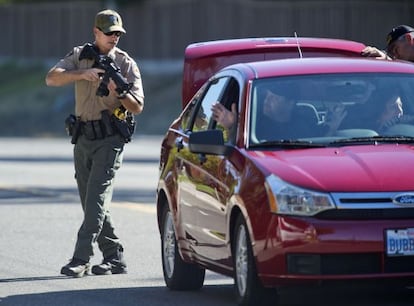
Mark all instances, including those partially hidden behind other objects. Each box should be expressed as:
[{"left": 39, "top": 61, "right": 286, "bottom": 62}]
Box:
[{"left": 1, "top": 137, "right": 414, "bottom": 306}]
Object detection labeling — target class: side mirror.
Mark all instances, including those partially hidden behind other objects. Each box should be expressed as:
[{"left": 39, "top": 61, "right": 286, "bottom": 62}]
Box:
[{"left": 189, "top": 130, "right": 230, "bottom": 155}]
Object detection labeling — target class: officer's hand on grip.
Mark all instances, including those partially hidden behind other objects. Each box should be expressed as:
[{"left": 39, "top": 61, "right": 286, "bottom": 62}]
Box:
[
  {"left": 82, "top": 68, "right": 105, "bottom": 82},
  {"left": 107, "top": 79, "right": 120, "bottom": 96}
]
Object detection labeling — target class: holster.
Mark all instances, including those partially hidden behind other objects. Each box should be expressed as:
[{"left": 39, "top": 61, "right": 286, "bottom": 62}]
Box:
[
  {"left": 65, "top": 114, "right": 81, "bottom": 144},
  {"left": 111, "top": 112, "right": 136, "bottom": 143}
]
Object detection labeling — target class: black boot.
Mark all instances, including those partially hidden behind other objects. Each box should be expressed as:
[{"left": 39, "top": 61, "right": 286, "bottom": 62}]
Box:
[
  {"left": 61, "top": 258, "right": 90, "bottom": 278},
  {"left": 92, "top": 247, "right": 127, "bottom": 275}
]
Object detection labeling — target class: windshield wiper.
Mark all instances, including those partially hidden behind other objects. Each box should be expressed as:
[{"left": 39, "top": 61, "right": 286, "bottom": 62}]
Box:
[
  {"left": 331, "top": 135, "right": 414, "bottom": 145},
  {"left": 250, "top": 139, "right": 326, "bottom": 148}
]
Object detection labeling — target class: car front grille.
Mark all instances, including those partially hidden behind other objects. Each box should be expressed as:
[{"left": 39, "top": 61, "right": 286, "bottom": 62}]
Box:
[
  {"left": 317, "top": 208, "right": 414, "bottom": 220},
  {"left": 385, "top": 255, "right": 414, "bottom": 273},
  {"left": 316, "top": 192, "right": 414, "bottom": 220},
  {"left": 287, "top": 253, "right": 414, "bottom": 275}
]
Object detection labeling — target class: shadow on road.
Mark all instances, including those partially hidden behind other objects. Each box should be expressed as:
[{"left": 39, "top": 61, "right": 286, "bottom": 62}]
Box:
[
  {"left": 1, "top": 280, "right": 414, "bottom": 306},
  {"left": 0, "top": 284, "right": 235, "bottom": 306},
  {"left": 0, "top": 156, "right": 160, "bottom": 164},
  {"left": 0, "top": 186, "right": 156, "bottom": 204}
]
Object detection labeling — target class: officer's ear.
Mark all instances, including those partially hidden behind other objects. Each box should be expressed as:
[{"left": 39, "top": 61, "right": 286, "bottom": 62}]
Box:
[
  {"left": 93, "top": 27, "right": 100, "bottom": 36},
  {"left": 402, "top": 33, "right": 413, "bottom": 44}
]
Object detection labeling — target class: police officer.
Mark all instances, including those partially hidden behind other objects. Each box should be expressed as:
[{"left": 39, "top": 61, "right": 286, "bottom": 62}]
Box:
[
  {"left": 362, "top": 25, "right": 414, "bottom": 62},
  {"left": 45, "top": 9, "right": 144, "bottom": 277}
]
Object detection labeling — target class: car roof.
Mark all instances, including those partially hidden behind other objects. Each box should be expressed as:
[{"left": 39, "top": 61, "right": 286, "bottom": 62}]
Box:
[
  {"left": 182, "top": 37, "right": 366, "bottom": 108},
  {"left": 228, "top": 57, "right": 414, "bottom": 79},
  {"left": 185, "top": 37, "right": 365, "bottom": 59}
]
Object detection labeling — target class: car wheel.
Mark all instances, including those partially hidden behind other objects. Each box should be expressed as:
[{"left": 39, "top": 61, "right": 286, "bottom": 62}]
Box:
[
  {"left": 161, "top": 205, "right": 205, "bottom": 290},
  {"left": 233, "top": 215, "right": 278, "bottom": 306}
]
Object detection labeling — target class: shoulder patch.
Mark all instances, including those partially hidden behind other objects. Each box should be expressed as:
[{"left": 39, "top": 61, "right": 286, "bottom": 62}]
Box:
[{"left": 133, "top": 64, "right": 140, "bottom": 75}]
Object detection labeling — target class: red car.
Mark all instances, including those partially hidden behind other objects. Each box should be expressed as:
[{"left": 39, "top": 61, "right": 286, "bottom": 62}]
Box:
[{"left": 156, "top": 37, "right": 414, "bottom": 305}]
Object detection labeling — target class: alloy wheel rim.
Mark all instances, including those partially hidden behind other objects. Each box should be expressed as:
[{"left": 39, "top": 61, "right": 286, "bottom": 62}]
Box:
[
  {"left": 235, "top": 225, "right": 248, "bottom": 295},
  {"left": 163, "top": 211, "right": 175, "bottom": 278}
]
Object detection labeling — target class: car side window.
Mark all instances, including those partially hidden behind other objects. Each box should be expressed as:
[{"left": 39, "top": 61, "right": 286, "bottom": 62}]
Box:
[
  {"left": 192, "top": 77, "right": 229, "bottom": 132},
  {"left": 216, "top": 78, "right": 240, "bottom": 143}
]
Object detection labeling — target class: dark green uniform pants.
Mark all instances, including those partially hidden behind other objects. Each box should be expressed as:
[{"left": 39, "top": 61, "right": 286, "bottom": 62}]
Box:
[{"left": 72, "top": 134, "right": 125, "bottom": 262}]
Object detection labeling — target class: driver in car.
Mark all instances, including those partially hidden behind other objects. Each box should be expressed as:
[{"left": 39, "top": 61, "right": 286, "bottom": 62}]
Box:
[{"left": 213, "top": 86, "right": 345, "bottom": 141}]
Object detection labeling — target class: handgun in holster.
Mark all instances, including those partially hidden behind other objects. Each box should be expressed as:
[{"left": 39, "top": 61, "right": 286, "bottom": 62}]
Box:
[
  {"left": 65, "top": 114, "right": 81, "bottom": 144},
  {"left": 111, "top": 106, "right": 136, "bottom": 143}
]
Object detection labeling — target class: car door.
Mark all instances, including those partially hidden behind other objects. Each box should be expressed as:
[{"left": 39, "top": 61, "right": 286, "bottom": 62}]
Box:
[{"left": 178, "top": 76, "right": 240, "bottom": 263}]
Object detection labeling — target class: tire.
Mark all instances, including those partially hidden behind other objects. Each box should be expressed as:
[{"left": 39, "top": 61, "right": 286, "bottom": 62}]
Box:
[
  {"left": 233, "top": 215, "right": 278, "bottom": 306},
  {"left": 161, "top": 205, "right": 205, "bottom": 290}
]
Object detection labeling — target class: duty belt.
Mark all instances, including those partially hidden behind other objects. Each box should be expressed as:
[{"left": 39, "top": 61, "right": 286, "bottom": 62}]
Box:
[
  {"left": 80, "top": 118, "right": 115, "bottom": 141},
  {"left": 69, "top": 109, "right": 134, "bottom": 144}
]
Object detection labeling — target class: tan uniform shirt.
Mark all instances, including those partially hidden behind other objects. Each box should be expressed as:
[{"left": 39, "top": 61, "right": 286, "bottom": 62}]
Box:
[{"left": 56, "top": 43, "right": 144, "bottom": 121}]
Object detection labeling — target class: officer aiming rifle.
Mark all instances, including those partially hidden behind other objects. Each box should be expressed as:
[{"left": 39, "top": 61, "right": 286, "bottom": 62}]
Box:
[{"left": 45, "top": 9, "right": 145, "bottom": 279}]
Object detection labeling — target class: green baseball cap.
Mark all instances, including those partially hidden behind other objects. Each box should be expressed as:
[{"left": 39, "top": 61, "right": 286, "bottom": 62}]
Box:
[{"left": 95, "top": 9, "right": 126, "bottom": 34}]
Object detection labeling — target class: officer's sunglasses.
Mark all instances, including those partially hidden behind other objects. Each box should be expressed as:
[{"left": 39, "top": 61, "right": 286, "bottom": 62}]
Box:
[{"left": 98, "top": 28, "right": 122, "bottom": 37}]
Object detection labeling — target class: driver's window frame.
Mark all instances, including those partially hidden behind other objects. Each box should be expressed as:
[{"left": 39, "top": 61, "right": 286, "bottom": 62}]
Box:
[
  {"left": 214, "top": 78, "right": 240, "bottom": 143},
  {"left": 190, "top": 77, "right": 231, "bottom": 132}
]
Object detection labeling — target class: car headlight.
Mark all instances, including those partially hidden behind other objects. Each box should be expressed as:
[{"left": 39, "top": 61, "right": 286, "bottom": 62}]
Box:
[{"left": 265, "top": 174, "right": 336, "bottom": 216}]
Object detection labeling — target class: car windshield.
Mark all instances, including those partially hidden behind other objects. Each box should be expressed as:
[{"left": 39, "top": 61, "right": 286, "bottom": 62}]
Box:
[{"left": 249, "top": 73, "right": 414, "bottom": 146}]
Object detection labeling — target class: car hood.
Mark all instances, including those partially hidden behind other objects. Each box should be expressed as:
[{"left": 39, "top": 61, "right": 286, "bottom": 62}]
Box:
[{"left": 247, "top": 144, "right": 414, "bottom": 192}]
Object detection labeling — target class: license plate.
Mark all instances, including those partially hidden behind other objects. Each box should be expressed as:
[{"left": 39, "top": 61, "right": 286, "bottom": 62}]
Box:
[{"left": 386, "top": 228, "right": 414, "bottom": 256}]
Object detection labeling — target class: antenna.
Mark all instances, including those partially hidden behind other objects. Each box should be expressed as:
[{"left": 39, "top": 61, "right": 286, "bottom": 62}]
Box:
[{"left": 294, "top": 32, "right": 303, "bottom": 58}]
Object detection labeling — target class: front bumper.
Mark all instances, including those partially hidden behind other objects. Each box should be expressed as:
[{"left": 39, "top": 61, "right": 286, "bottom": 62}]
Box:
[{"left": 255, "top": 215, "right": 414, "bottom": 286}]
